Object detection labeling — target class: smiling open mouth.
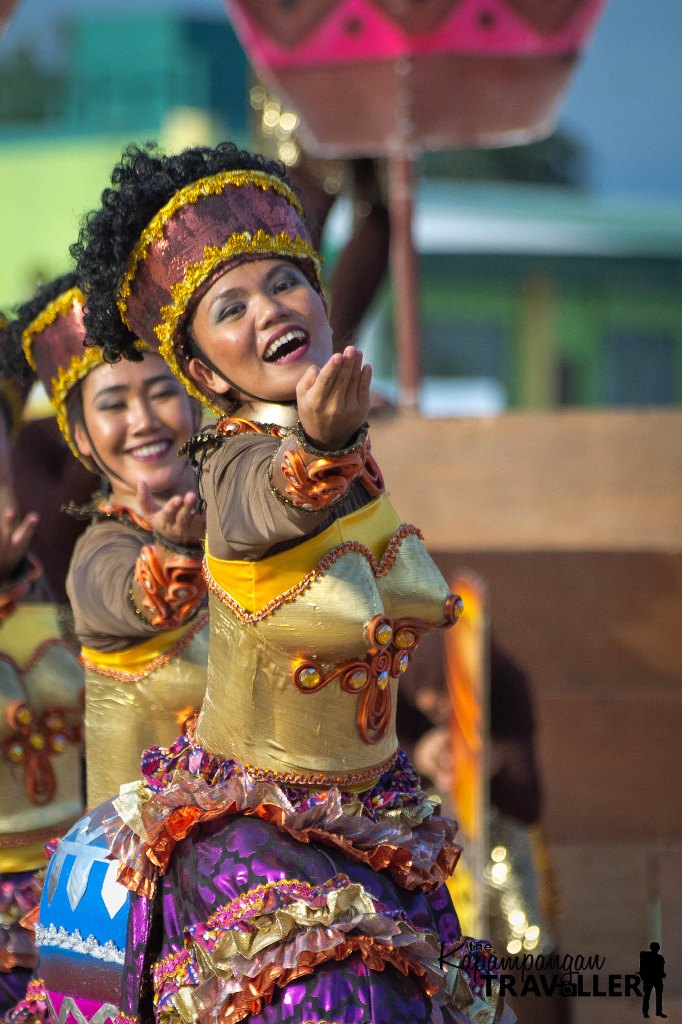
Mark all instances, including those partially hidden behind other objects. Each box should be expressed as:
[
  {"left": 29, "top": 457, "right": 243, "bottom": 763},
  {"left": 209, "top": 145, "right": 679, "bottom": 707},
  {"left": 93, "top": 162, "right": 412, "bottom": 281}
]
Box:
[
  {"left": 128, "top": 440, "right": 172, "bottom": 460},
  {"left": 263, "top": 329, "right": 308, "bottom": 363}
]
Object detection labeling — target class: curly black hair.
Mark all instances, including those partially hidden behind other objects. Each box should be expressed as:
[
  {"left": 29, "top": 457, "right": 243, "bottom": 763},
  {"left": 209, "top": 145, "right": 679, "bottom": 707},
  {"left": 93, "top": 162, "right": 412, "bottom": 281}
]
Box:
[
  {"left": 4, "top": 270, "right": 80, "bottom": 381},
  {"left": 71, "top": 141, "right": 292, "bottom": 365}
]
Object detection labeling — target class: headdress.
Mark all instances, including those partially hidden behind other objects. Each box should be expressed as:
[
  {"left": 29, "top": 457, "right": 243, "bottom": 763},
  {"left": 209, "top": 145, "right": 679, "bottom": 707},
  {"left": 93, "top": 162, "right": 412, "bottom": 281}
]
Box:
[
  {"left": 116, "top": 169, "right": 322, "bottom": 411},
  {"left": 0, "top": 314, "right": 32, "bottom": 438},
  {"left": 21, "top": 287, "right": 146, "bottom": 457}
]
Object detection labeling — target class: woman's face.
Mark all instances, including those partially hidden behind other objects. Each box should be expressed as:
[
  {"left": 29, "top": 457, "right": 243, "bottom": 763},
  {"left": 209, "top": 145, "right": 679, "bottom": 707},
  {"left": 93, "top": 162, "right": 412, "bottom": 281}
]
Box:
[
  {"left": 74, "top": 353, "right": 198, "bottom": 503},
  {"left": 187, "top": 258, "right": 333, "bottom": 404}
]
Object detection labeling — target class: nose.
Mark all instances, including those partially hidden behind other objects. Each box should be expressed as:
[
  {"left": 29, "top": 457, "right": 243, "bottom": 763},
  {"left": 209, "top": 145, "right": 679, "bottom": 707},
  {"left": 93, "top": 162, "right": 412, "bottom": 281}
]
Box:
[
  {"left": 255, "top": 288, "right": 288, "bottom": 330},
  {"left": 129, "top": 395, "right": 160, "bottom": 435}
]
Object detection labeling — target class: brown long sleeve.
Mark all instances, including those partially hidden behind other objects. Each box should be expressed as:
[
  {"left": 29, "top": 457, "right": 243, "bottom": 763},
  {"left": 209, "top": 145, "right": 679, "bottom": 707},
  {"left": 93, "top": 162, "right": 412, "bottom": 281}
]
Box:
[
  {"left": 66, "top": 518, "right": 160, "bottom": 652},
  {"left": 203, "top": 433, "right": 372, "bottom": 562}
]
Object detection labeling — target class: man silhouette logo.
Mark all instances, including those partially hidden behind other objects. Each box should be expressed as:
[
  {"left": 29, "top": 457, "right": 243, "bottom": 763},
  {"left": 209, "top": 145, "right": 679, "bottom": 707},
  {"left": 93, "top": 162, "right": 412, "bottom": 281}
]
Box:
[{"left": 639, "top": 941, "right": 666, "bottom": 1018}]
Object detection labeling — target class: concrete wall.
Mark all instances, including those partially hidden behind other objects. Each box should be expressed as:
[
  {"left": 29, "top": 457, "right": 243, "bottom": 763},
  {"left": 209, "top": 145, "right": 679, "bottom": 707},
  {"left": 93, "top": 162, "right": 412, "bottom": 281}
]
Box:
[{"left": 376, "top": 409, "right": 682, "bottom": 1022}]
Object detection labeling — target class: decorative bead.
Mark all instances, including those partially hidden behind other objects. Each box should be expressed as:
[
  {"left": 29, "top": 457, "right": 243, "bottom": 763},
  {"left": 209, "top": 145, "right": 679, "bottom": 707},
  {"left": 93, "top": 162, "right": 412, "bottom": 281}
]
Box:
[
  {"left": 50, "top": 733, "right": 67, "bottom": 754},
  {"left": 298, "top": 666, "right": 321, "bottom": 689},
  {"left": 16, "top": 705, "right": 32, "bottom": 727},
  {"left": 347, "top": 668, "right": 369, "bottom": 690},
  {"left": 7, "top": 742, "right": 24, "bottom": 763},
  {"left": 376, "top": 670, "right": 389, "bottom": 691},
  {"left": 375, "top": 623, "right": 393, "bottom": 646},
  {"left": 29, "top": 732, "right": 45, "bottom": 751},
  {"left": 44, "top": 711, "right": 65, "bottom": 731},
  {"left": 396, "top": 652, "right": 410, "bottom": 674},
  {"left": 394, "top": 628, "right": 417, "bottom": 649}
]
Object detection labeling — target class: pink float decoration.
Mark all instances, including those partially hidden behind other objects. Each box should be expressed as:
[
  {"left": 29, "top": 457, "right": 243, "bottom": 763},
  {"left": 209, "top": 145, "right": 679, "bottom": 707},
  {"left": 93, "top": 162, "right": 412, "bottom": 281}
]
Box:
[{"left": 226, "top": 0, "right": 606, "bottom": 155}]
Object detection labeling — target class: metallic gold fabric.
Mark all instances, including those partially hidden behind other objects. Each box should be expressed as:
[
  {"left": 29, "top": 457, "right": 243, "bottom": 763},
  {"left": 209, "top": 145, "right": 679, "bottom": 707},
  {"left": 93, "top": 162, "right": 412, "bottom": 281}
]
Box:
[
  {"left": 196, "top": 506, "right": 451, "bottom": 778},
  {"left": 85, "top": 622, "right": 209, "bottom": 807}
]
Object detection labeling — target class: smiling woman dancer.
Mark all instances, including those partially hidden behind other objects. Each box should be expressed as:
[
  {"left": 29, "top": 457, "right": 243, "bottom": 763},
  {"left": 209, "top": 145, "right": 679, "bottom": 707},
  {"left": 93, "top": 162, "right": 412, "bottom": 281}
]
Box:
[
  {"left": 12, "top": 274, "right": 209, "bottom": 809},
  {"left": 29, "top": 144, "right": 510, "bottom": 1024}
]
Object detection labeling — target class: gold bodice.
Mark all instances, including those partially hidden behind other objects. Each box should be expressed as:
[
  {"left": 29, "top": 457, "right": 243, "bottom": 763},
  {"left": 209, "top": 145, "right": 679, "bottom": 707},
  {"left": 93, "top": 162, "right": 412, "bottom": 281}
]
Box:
[
  {"left": 0, "top": 603, "right": 84, "bottom": 871},
  {"left": 196, "top": 495, "right": 456, "bottom": 782},
  {"left": 82, "top": 614, "right": 209, "bottom": 807}
]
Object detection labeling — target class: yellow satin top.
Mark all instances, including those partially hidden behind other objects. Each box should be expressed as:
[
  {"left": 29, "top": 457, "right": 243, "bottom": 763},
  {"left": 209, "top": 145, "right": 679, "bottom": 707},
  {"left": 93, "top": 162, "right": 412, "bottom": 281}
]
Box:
[
  {"left": 196, "top": 494, "right": 454, "bottom": 783},
  {"left": 81, "top": 613, "right": 209, "bottom": 807},
  {"left": 0, "top": 603, "right": 84, "bottom": 871}
]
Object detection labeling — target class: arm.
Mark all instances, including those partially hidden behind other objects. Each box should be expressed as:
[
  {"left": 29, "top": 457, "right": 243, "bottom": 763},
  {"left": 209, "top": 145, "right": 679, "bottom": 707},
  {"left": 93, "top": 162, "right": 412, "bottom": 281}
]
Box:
[
  {"left": 67, "top": 520, "right": 204, "bottom": 653},
  {"left": 206, "top": 347, "right": 374, "bottom": 560}
]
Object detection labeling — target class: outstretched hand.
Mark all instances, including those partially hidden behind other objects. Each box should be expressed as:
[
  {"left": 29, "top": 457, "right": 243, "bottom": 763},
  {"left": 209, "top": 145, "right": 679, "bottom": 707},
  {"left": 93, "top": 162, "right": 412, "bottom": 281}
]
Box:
[
  {"left": 296, "top": 346, "right": 372, "bottom": 451},
  {"left": 0, "top": 507, "right": 39, "bottom": 581},
  {"left": 137, "top": 482, "right": 205, "bottom": 548}
]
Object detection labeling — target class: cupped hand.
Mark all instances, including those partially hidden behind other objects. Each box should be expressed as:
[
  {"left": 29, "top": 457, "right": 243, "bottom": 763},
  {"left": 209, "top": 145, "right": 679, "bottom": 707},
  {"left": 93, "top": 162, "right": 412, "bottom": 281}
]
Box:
[
  {"left": 137, "top": 482, "right": 205, "bottom": 548},
  {"left": 296, "top": 346, "right": 372, "bottom": 451},
  {"left": 0, "top": 506, "right": 39, "bottom": 581}
]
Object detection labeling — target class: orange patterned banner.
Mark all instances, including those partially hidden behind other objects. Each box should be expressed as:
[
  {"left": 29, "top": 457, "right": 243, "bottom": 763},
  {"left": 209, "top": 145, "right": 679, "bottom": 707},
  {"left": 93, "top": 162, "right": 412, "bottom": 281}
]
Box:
[{"left": 445, "top": 571, "right": 488, "bottom": 937}]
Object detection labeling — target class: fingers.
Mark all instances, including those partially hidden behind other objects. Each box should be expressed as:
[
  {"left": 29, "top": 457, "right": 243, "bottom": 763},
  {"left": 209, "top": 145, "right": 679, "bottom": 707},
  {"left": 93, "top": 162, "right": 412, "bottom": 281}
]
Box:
[
  {"left": 295, "top": 364, "right": 320, "bottom": 403},
  {"left": 11, "top": 512, "right": 39, "bottom": 554},
  {"left": 137, "top": 481, "right": 159, "bottom": 518}
]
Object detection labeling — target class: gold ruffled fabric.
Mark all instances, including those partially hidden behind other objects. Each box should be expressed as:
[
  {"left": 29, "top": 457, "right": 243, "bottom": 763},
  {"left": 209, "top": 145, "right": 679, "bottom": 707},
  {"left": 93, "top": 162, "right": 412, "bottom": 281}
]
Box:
[{"left": 106, "top": 767, "right": 460, "bottom": 899}]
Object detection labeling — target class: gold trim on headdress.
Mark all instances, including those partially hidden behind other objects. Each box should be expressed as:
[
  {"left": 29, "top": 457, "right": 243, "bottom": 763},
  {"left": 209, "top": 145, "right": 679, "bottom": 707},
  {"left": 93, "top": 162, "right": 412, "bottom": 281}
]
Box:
[
  {"left": 21, "top": 287, "right": 84, "bottom": 371},
  {"left": 22, "top": 286, "right": 150, "bottom": 457},
  {"left": 155, "top": 232, "right": 321, "bottom": 412},
  {"left": 51, "top": 345, "right": 105, "bottom": 456},
  {"left": 117, "top": 169, "right": 306, "bottom": 328}
]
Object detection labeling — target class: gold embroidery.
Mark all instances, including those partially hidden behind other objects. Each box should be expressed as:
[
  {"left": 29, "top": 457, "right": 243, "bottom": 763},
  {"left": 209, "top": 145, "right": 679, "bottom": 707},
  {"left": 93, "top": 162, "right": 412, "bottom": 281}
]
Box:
[
  {"left": 151, "top": 233, "right": 321, "bottom": 412},
  {"left": 22, "top": 287, "right": 84, "bottom": 370},
  {"left": 117, "top": 169, "right": 305, "bottom": 323},
  {"left": 203, "top": 524, "right": 424, "bottom": 624}
]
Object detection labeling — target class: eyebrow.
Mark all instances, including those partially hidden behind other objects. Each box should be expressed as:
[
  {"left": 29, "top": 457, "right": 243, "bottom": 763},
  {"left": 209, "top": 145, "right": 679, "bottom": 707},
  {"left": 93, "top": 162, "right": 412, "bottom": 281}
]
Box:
[
  {"left": 94, "top": 375, "right": 177, "bottom": 399},
  {"left": 208, "top": 264, "right": 295, "bottom": 310}
]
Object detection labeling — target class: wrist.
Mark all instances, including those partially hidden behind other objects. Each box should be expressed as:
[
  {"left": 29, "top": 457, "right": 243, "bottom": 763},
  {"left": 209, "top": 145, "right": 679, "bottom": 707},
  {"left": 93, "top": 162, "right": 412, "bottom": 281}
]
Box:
[{"left": 152, "top": 531, "right": 204, "bottom": 559}]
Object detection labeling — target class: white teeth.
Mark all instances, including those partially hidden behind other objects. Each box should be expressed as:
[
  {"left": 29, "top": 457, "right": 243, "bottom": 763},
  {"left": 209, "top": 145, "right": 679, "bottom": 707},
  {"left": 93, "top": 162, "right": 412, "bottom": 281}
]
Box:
[
  {"left": 264, "top": 329, "right": 306, "bottom": 361},
  {"left": 131, "top": 442, "right": 169, "bottom": 458}
]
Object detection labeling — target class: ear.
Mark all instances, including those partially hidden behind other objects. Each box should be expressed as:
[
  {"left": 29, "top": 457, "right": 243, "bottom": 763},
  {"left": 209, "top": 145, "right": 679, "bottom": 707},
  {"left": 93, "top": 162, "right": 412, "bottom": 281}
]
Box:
[
  {"left": 73, "top": 421, "right": 92, "bottom": 459},
  {"left": 187, "top": 356, "right": 231, "bottom": 397}
]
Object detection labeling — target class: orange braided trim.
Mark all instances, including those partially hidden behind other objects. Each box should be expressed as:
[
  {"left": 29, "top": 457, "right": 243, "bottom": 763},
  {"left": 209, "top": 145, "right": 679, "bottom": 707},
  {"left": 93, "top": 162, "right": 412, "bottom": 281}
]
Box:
[
  {"left": 210, "top": 935, "right": 437, "bottom": 1024},
  {"left": 116, "top": 791, "right": 459, "bottom": 897},
  {"left": 203, "top": 524, "right": 423, "bottom": 624},
  {"left": 80, "top": 611, "right": 209, "bottom": 683},
  {"left": 241, "top": 749, "right": 399, "bottom": 788},
  {"left": 134, "top": 545, "right": 206, "bottom": 627}
]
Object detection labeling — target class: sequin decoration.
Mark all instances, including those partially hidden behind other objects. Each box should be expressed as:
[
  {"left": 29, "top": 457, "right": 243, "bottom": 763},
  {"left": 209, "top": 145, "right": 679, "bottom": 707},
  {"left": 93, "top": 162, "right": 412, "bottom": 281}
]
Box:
[{"left": 35, "top": 923, "right": 125, "bottom": 964}]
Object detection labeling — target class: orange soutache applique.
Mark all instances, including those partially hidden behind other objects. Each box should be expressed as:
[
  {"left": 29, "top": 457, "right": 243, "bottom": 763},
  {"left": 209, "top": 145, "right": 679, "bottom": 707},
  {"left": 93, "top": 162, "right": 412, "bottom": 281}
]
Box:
[
  {"left": 134, "top": 545, "right": 205, "bottom": 628},
  {"left": 2, "top": 690, "right": 82, "bottom": 806},
  {"left": 292, "top": 598, "right": 464, "bottom": 745}
]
